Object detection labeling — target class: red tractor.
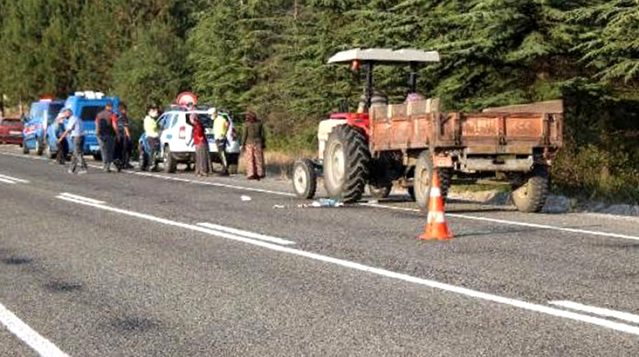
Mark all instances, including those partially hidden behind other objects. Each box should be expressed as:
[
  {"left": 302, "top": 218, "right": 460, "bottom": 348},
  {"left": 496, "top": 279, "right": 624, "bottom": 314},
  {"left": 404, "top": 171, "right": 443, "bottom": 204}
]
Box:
[{"left": 292, "top": 48, "right": 563, "bottom": 213}]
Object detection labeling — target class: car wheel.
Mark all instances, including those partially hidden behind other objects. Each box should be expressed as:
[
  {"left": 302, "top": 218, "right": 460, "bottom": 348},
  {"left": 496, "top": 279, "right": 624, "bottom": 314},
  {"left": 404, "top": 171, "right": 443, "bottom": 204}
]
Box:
[
  {"left": 163, "top": 145, "right": 177, "bottom": 173},
  {"left": 35, "top": 138, "right": 44, "bottom": 156}
]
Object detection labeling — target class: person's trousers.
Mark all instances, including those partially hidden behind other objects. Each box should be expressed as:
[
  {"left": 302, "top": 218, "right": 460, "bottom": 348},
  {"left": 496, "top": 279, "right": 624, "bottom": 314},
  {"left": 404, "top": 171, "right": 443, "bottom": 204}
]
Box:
[
  {"left": 195, "top": 144, "right": 210, "bottom": 176},
  {"left": 113, "top": 134, "right": 131, "bottom": 166},
  {"left": 70, "top": 136, "right": 87, "bottom": 172},
  {"left": 244, "top": 143, "right": 265, "bottom": 178},
  {"left": 216, "top": 139, "right": 228, "bottom": 172},
  {"left": 98, "top": 135, "right": 114, "bottom": 165},
  {"left": 56, "top": 138, "right": 68, "bottom": 165},
  {"left": 146, "top": 137, "right": 160, "bottom": 168}
]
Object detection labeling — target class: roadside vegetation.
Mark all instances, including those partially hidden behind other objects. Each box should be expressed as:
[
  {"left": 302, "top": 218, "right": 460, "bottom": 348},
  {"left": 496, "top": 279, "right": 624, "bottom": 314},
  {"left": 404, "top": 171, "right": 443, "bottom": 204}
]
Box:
[{"left": 0, "top": 0, "right": 637, "bottom": 202}]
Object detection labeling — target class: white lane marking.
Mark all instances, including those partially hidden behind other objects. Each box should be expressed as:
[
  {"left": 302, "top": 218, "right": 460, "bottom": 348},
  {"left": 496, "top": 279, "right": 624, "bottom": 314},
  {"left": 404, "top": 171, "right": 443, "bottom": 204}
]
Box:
[
  {"left": 362, "top": 202, "right": 639, "bottom": 242},
  {"left": 131, "top": 170, "right": 295, "bottom": 197},
  {"left": 55, "top": 195, "right": 639, "bottom": 336},
  {"left": 0, "top": 174, "right": 29, "bottom": 183},
  {"left": 0, "top": 302, "right": 69, "bottom": 357},
  {"left": 55, "top": 195, "right": 293, "bottom": 246},
  {"left": 550, "top": 301, "right": 639, "bottom": 325},
  {"left": 0, "top": 177, "right": 17, "bottom": 184},
  {"left": 3, "top": 150, "right": 637, "bottom": 238},
  {"left": 58, "top": 192, "right": 105, "bottom": 205},
  {"left": 197, "top": 222, "right": 295, "bottom": 246}
]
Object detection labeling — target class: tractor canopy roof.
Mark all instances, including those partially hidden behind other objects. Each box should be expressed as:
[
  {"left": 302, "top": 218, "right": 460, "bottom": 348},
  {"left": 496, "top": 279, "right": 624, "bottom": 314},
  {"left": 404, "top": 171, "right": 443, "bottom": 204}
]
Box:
[{"left": 328, "top": 48, "right": 440, "bottom": 64}]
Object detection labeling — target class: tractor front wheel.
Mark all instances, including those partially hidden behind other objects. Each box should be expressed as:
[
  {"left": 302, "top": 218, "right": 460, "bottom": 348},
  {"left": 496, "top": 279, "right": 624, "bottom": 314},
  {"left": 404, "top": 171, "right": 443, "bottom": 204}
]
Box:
[
  {"left": 323, "top": 125, "right": 370, "bottom": 203},
  {"left": 292, "top": 159, "right": 317, "bottom": 199}
]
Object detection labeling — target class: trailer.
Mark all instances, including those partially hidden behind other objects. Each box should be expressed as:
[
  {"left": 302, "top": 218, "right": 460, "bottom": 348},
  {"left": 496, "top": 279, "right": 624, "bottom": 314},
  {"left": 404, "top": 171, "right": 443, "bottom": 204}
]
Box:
[{"left": 292, "top": 48, "right": 563, "bottom": 213}]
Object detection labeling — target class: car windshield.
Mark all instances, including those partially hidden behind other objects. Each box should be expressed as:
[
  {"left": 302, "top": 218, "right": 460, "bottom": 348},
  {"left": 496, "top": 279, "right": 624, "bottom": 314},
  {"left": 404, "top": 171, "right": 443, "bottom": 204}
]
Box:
[
  {"left": 29, "top": 106, "right": 45, "bottom": 122},
  {"left": 46, "top": 104, "right": 64, "bottom": 124},
  {"left": 79, "top": 106, "right": 104, "bottom": 121}
]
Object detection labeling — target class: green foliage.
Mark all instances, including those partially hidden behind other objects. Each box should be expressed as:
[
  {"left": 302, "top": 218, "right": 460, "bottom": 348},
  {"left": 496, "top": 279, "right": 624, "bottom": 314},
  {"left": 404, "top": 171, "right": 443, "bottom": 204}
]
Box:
[{"left": 0, "top": 0, "right": 637, "bottom": 202}]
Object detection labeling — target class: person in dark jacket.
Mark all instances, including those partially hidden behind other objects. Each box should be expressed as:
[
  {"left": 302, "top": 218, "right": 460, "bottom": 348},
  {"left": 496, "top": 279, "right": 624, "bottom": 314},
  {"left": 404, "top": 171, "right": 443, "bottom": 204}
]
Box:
[
  {"left": 95, "top": 102, "right": 117, "bottom": 172},
  {"left": 113, "top": 102, "right": 132, "bottom": 169},
  {"left": 53, "top": 113, "right": 68, "bottom": 165},
  {"left": 241, "top": 111, "right": 265, "bottom": 180}
]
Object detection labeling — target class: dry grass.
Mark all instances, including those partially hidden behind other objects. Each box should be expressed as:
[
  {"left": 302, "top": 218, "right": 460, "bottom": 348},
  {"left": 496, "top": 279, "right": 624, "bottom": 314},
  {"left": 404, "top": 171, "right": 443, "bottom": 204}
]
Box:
[{"left": 237, "top": 150, "right": 314, "bottom": 180}]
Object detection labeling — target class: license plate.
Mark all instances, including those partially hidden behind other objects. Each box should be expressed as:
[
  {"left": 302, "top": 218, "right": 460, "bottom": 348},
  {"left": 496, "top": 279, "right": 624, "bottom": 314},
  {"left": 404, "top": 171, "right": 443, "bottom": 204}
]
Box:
[{"left": 90, "top": 145, "right": 100, "bottom": 151}]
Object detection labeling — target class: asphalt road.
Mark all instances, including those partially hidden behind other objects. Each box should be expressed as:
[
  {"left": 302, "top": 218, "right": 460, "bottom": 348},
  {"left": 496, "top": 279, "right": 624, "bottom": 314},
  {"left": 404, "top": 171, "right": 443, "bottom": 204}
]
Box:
[{"left": 1, "top": 146, "right": 638, "bottom": 356}]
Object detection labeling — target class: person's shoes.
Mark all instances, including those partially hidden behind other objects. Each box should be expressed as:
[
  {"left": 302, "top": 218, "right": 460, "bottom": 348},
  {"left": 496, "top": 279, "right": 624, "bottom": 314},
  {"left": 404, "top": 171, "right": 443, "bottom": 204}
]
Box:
[
  {"left": 247, "top": 175, "right": 257, "bottom": 180},
  {"left": 67, "top": 168, "right": 74, "bottom": 174},
  {"left": 78, "top": 170, "right": 87, "bottom": 175},
  {"left": 217, "top": 171, "right": 230, "bottom": 177},
  {"left": 125, "top": 163, "right": 134, "bottom": 169}
]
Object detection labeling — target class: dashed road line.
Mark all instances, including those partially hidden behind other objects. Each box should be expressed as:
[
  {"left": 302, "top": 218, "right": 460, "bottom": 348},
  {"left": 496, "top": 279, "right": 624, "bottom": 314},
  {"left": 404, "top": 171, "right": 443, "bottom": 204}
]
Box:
[
  {"left": 549, "top": 301, "right": 639, "bottom": 325},
  {"left": 56, "top": 193, "right": 294, "bottom": 246},
  {"left": 56, "top": 192, "right": 639, "bottom": 337},
  {"left": 0, "top": 173, "right": 30, "bottom": 184},
  {"left": 0, "top": 302, "right": 68, "bottom": 357},
  {"left": 197, "top": 222, "right": 295, "bottom": 245}
]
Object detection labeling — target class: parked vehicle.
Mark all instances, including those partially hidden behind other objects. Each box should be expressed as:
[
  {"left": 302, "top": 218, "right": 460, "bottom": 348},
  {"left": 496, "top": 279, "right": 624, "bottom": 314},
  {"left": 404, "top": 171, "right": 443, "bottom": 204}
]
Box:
[
  {"left": 21, "top": 98, "right": 64, "bottom": 155},
  {"left": 138, "top": 107, "right": 240, "bottom": 173},
  {"left": 0, "top": 117, "right": 24, "bottom": 146},
  {"left": 292, "top": 48, "right": 563, "bottom": 213},
  {"left": 46, "top": 91, "right": 119, "bottom": 160}
]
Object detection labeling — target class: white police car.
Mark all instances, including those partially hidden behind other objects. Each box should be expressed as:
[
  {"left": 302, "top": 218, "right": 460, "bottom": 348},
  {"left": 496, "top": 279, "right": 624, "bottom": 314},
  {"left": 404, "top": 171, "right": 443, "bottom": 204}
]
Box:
[{"left": 157, "top": 107, "right": 240, "bottom": 173}]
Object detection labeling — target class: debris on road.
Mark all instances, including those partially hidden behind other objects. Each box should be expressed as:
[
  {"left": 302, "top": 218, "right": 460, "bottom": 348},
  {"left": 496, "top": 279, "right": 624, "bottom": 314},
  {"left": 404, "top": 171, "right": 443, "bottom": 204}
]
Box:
[
  {"left": 272, "top": 204, "right": 286, "bottom": 209},
  {"left": 241, "top": 195, "right": 252, "bottom": 202},
  {"left": 298, "top": 198, "right": 343, "bottom": 208}
]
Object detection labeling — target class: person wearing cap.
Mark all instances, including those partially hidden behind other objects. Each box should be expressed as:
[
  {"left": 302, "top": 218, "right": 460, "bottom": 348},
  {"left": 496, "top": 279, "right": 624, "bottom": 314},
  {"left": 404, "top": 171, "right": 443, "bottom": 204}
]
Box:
[
  {"left": 53, "top": 112, "right": 68, "bottom": 165},
  {"left": 187, "top": 110, "right": 210, "bottom": 177},
  {"left": 241, "top": 111, "right": 266, "bottom": 180},
  {"left": 57, "top": 108, "right": 87, "bottom": 174},
  {"left": 143, "top": 104, "right": 161, "bottom": 171},
  {"left": 212, "top": 108, "right": 230, "bottom": 176},
  {"left": 95, "top": 101, "right": 117, "bottom": 172}
]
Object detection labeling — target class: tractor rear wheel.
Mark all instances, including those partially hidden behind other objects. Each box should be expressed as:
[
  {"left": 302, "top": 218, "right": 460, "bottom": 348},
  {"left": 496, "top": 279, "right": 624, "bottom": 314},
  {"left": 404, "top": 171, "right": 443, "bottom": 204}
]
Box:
[
  {"left": 413, "top": 151, "right": 452, "bottom": 211},
  {"left": 323, "top": 125, "right": 370, "bottom": 203},
  {"left": 511, "top": 165, "right": 549, "bottom": 213}
]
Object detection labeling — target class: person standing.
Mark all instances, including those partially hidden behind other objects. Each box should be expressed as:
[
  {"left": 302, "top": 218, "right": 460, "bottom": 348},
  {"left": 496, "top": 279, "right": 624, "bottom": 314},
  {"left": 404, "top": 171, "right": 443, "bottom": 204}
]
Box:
[
  {"left": 143, "top": 104, "right": 161, "bottom": 171},
  {"left": 53, "top": 113, "right": 68, "bottom": 165},
  {"left": 113, "top": 102, "right": 132, "bottom": 170},
  {"left": 212, "top": 109, "right": 230, "bottom": 176},
  {"left": 187, "top": 111, "right": 210, "bottom": 177},
  {"left": 241, "top": 111, "right": 266, "bottom": 180},
  {"left": 95, "top": 102, "right": 116, "bottom": 172},
  {"left": 57, "top": 108, "right": 87, "bottom": 174}
]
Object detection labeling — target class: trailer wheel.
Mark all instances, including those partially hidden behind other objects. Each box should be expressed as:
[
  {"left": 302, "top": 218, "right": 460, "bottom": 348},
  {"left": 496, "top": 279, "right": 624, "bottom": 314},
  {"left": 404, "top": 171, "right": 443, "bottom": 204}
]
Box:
[
  {"left": 292, "top": 159, "right": 317, "bottom": 199},
  {"left": 511, "top": 165, "right": 549, "bottom": 213},
  {"left": 323, "top": 125, "right": 370, "bottom": 203},
  {"left": 413, "top": 151, "right": 452, "bottom": 211}
]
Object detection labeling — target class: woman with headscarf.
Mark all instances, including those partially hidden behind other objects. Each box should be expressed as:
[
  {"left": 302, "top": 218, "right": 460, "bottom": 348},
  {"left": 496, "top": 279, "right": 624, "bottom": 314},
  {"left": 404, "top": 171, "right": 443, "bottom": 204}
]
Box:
[
  {"left": 187, "top": 110, "right": 210, "bottom": 177},
  {"left": 241, "top": 111, "right": 265, "bottom": 180}
]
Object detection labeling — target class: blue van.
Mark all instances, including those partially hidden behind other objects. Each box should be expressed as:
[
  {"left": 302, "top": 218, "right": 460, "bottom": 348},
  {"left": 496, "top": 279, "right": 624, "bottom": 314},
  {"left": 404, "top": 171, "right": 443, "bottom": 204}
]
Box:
[
  {"left": 22, "top": 98, "right": 65, "bottom": 156},
  {"left": 46, "top": 91, "right": 119, "bottom": 160}
]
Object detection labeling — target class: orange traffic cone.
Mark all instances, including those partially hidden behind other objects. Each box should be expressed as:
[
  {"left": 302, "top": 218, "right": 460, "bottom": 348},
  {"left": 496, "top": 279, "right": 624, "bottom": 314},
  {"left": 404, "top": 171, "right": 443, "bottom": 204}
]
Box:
[{"left": 418, "top": 170, "right": 454, "bottom": 241}]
